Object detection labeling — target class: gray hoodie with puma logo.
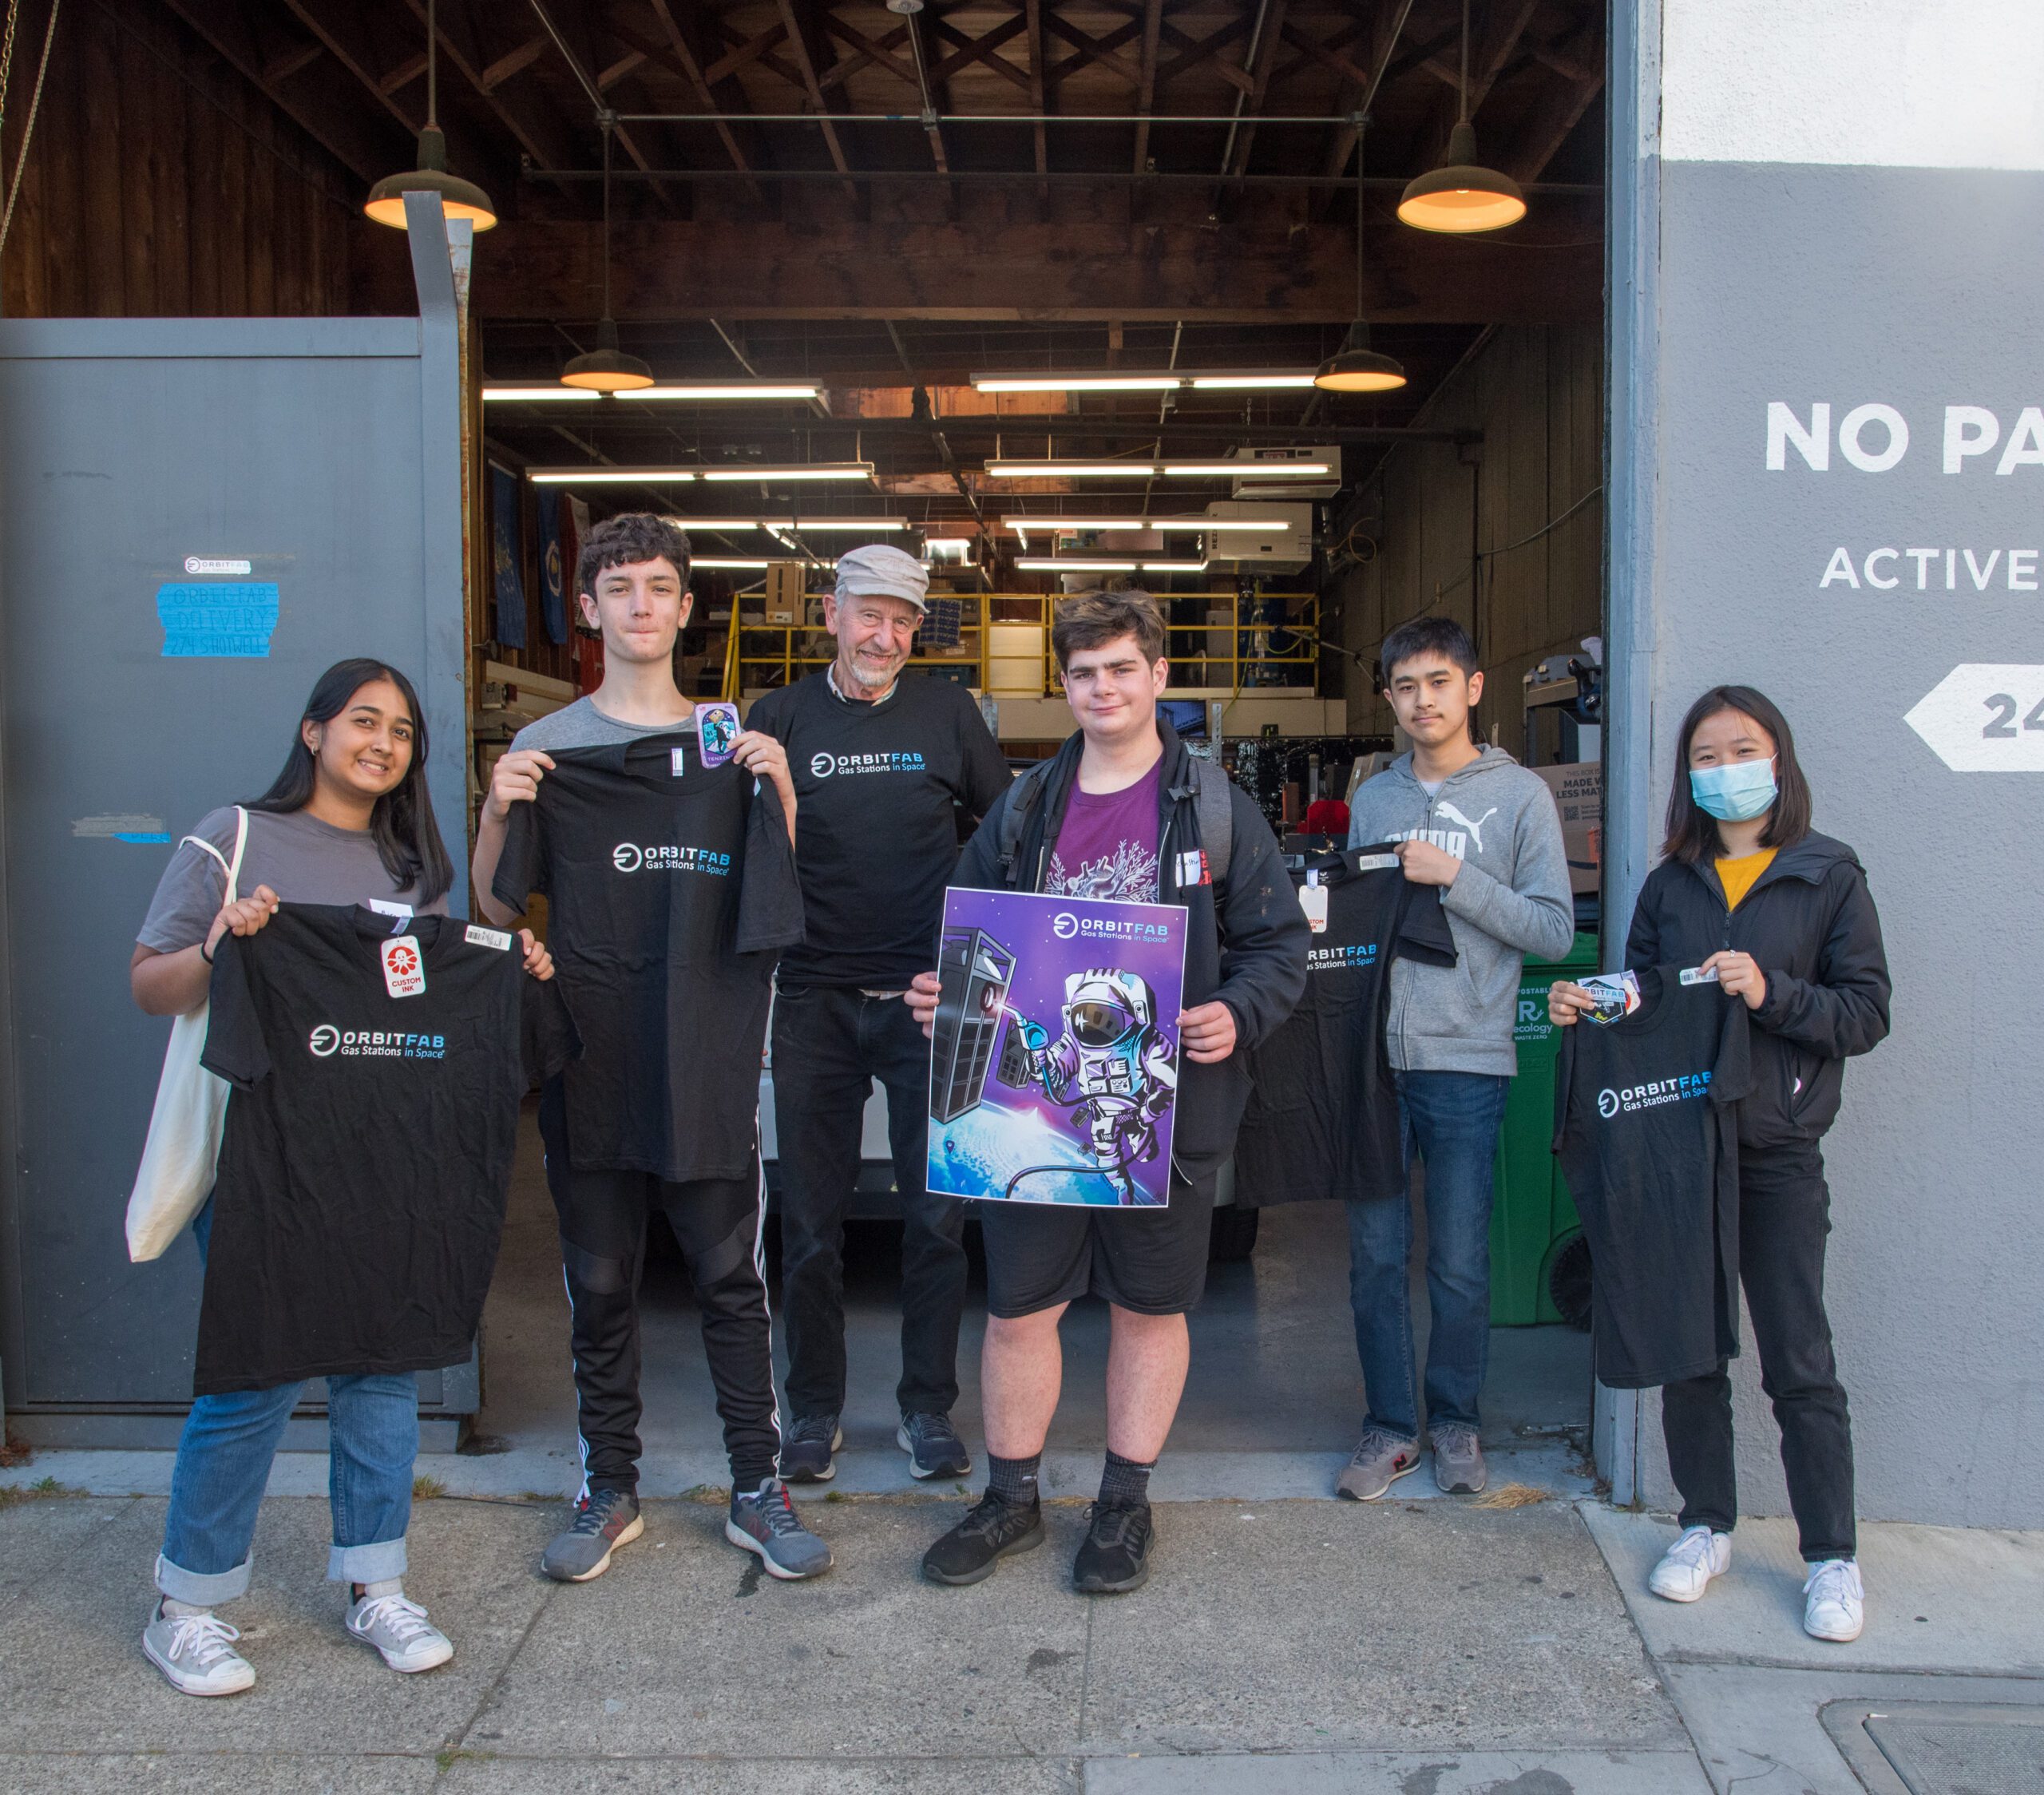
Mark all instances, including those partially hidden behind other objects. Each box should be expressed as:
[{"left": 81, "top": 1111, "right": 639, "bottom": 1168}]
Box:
[{"left": 1346, "top": 745, "right": 1575, "bottom": 1076}]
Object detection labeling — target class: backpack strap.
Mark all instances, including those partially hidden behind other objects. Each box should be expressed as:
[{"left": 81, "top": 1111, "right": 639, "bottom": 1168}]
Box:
[
  {"left": 1188, "top": 759, "right": 1234, "bottom": 889},
  {"left": 996, "top": 759, "right": 1058, "bottom": 886}
]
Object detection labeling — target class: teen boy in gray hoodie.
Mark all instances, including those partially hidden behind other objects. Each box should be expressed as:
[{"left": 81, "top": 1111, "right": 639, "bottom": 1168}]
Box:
[{"left": 1339, "top": 616, "right": 1573, "bottom": 1502}]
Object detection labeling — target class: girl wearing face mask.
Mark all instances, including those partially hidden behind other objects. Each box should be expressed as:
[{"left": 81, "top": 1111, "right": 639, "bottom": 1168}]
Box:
[{"left": 1548, "top": 685, "right": 1890, "bottom": 1645}]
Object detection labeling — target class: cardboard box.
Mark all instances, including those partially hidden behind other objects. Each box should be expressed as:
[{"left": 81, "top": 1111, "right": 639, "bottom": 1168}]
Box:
[{"left": 1534, "top": 761, "right": 1602, "bottom": 895}]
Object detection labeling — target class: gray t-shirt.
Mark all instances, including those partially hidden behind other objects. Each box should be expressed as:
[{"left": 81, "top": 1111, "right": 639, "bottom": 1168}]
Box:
[
  {"left": 137, "top": 806, "right": 448, "bottom": 953},
  {"left": 511, "top": 695, "right": 699, "bottom": 755}
]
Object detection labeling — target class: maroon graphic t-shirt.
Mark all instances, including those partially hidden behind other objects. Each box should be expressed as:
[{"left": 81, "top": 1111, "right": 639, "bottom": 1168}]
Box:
[{"left": 1045, "top": 760, "right": 1162, "bottom": 901}]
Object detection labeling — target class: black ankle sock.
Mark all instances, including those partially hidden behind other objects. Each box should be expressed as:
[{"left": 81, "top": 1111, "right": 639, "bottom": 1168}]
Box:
[
  {"left": 987, "top": 1452, "right": 1040, "bottom": 1508},
  {"left": 1099, "top": 1450, "right": 1154, "bottom": 1507}
]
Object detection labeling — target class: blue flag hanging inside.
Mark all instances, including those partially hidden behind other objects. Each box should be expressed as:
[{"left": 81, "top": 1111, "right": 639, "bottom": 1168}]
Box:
[
  {"left": 490, "top": 465, "right": 527, "bottom": 648},
  {"left": 537, "top": 487, "right": 568, "bottom": 644}
]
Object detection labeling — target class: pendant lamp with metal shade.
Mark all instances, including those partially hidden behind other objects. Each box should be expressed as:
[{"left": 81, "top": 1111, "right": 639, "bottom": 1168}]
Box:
[
  {"left": 1396, "top": 0, "right": 1527, "bottom": 235},
  {"left": 561, "top": 117, "right": 654, "bottom": 393},
  {"left": 1314, "top": 127, "right": 1407, "bottom": 394},
  {"left": 364, "top": 0, "right": 497, "bottom": 231}
]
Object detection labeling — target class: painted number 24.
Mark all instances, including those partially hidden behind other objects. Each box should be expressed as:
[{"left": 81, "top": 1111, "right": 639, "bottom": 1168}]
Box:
[{"left": 1981, "top": 692, "right": 2044, "bottom": 738}]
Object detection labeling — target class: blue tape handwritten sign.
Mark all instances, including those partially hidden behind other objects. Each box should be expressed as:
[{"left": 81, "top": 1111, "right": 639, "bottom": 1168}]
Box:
[{"left": 156, "top": 583, "right": 280, "bottom": 657}]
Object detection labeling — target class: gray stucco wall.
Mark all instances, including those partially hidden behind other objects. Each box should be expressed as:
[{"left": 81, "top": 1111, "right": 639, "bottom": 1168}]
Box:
[{"left": 1609, "top": 3, "right": 2044, "bottom": 1529}]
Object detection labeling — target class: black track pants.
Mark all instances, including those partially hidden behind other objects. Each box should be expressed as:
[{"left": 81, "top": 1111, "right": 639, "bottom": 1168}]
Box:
[
  {"left": 539, "top": 1081, "right": 782, "bottom": 1493},
  {"left": 1660, "top": 1143, "right": 1857, "bottom": 1561}
]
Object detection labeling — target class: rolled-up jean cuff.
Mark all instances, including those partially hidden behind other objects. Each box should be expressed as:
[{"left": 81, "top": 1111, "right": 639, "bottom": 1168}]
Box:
[
  {"left": 156, "top": 1550, "right": 252, "bottom": 1607},
  {"left": 327, "top": 1535, "right": 408, "bottom": 1585}
]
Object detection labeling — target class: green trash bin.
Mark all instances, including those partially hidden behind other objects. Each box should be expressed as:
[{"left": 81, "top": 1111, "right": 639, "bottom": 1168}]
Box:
[{"left": 1487, "top": 930, "right": 1598, "bottom": 1325}]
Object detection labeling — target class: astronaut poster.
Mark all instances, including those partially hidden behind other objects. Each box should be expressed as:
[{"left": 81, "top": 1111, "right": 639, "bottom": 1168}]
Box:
[{"left": 927, "top": 888, "right": 1187, "bottom": 1207}]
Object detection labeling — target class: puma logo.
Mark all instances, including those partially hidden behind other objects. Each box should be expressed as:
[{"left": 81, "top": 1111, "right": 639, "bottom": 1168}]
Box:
[{"left": 1437, "top": 802, "right": 1499, "bottom": 855}]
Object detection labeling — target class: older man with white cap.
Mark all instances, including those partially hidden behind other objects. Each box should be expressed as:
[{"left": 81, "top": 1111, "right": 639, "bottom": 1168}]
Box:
[{"left": 746, "top": 542, "right": 1012, "bottom": 1482}]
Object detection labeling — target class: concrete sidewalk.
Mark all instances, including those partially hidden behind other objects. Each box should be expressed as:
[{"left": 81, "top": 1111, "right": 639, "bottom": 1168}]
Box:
[{"left": 3, "top": 1482, "right": 2038, "bottom": 1793}]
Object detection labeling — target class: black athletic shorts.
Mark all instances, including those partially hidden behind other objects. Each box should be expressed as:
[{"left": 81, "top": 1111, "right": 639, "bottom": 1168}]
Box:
[{"left": 976, "top": 1163, "right": 1219, "bottom": 1318}]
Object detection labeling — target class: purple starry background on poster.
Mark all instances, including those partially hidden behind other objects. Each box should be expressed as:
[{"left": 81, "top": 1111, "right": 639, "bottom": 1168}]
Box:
[{"left": 926, "top": 887, "right": 1187, "bottom": 1208}]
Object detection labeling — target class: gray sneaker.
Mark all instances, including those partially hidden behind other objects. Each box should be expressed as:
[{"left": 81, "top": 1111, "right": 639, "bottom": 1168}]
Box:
[
  {"left": 1432, "top": 1424, "right": 1487, "bottom": 1494},
  {"left": 727, "top": 1476, "right": 834, "bottom": 1579},
  {"left": 1335, "top": 1428, "right": 1421, "bottom": 1501},
  {"left": 541, "top": 1488, "right": 644, "bottom": 1583},
  {"left": 897, "top": 1410, "right": 972, "bottom": 1480},
  {"left": 345, "top": 1590, "right": 454, "bottom": 1673},
  {"left": 141, "top": 1601, "right": 256, "bottom": 1697}
]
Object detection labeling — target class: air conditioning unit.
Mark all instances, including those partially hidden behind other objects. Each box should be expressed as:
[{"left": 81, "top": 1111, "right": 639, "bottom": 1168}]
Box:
[
  {"left": 1202, "top": 501, "right": 1313, "bottom": 571},
  {"left": 1227, "top": 446, "right": 1341, "bottom": 501}
]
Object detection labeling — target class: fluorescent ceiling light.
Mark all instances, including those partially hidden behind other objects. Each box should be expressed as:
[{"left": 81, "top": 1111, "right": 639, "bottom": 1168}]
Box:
[
  {"left": 987, "top": 462, "right": 1328, "bottom": 480},
  {"left": 700, "top": 463, "right": 873, "bottom": 482},
  {"left": 482, "top": 386, "right": 602, "bottom": 402},
  {"left": 665, "top": 517, "right": 907, "bottom": 532},
  {"left": 528, "top": 468, "right": 700, "bottom": 484},
  {"left": 1139, "top": 560, "right": 1210, "bottom": 573},
  {"left": 1000, "top": 517, "right": 1292, "bottom": 533},
  {"left": 618, "top": 384, "right": 822, "bottom": 402},
  {"left": 689, "top": 557, "right": 771, "bottom": 569},
  {"left": 1016, "top": 557, "right": 1137, "bottom": 572},
  {"left": 972, "top": 370, "right": 1317, "bottom": 394}
]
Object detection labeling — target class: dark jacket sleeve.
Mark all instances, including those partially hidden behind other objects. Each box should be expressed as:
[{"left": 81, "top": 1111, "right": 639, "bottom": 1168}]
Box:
[
  {"left": 949, "top": 783, "right": 1013, "bottom": 894},
  {"left": 1752, "top": 862, "right": 1891, "bottom": 1059},
  {"left": 1622, "top": 870, "right": 1666, "bottom": 972},
  {"left": 956, "top": 693, "right": 1014, "bottom": 821},
  {"left": 1209, "top": 787, "right": 1309, "bottom": 1051}
]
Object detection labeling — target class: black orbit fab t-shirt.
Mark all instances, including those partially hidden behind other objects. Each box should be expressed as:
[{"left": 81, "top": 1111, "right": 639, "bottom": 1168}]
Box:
[
  {"left": 1236, "top": 846, "right": 1457, "bottom": 1207},
  {"left": 1555, "top": 967, "right": 1753, "bottom": 1389},
  {"left": 197, "top": 904, "right": 579, "bottom": 1396},
  {"left": 745, "top": 672, "right": 1012, "bottom": 989},
  {"left": 492, "top": 730, "right": 804, "bottom": 1182}
]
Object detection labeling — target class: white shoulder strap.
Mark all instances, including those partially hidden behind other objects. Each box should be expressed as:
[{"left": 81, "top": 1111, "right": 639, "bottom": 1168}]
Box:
[{"left": 180, "top": 806, "right": 250, "bottom": 908}]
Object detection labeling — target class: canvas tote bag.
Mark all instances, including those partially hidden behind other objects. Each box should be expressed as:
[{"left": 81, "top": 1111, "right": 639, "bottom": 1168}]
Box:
[{"left": 124, "top": 806, "right": 248, "bottom": 1262}]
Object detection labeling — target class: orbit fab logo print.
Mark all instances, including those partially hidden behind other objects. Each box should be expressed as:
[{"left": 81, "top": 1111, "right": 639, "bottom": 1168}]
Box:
[
  {"left": 1052, "top": 912, "right": 1079, "bottom": 939},
  {"left": 808, "top": 749, "right": 926, "bottom": 780},
  {"left": 309, "top": 1024, "right": 340, "bottom": 1058},
  {"left": 811, "top": 751, "right": 835, "bottom": 778},
  {"left": 610, "top": 841, "right": 730, "bottom": 876},
  {"left": 307, "top": 1023, "right": 446, "bottom": 1061},
  {"left": 1598, "top": 1088, "right": 1621, "bottom": 1119}
]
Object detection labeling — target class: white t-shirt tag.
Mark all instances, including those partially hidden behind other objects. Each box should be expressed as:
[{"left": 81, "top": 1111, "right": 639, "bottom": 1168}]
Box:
[
  {"left": 465, "top": 924, "right": 513, "bottom": 952},
  {"left": 670, "top": 747, "right": 688, "bottom": 779},
  {"left": 1299, "top": 878, "right": 1329, "bottom": 933},
  {"left": 368, "top": 898, "right": 413, "bottom": 933},
  {"left": 381, "top": 934, "right": 426, "bottom": 998}
]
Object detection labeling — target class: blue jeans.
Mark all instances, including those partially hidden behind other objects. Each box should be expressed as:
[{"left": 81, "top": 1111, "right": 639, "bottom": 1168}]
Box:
[
  {"left": 1345, "top": 1070, "right": 1510, "bottom": 1442},
  {"left": 155, "top": 1201, "right": 418, "bottom": 1605}
]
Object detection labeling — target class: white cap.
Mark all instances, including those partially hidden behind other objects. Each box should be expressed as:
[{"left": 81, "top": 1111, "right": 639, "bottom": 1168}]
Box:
[{"left": 834, "top": 543, "right": 929, "bottom": 612}]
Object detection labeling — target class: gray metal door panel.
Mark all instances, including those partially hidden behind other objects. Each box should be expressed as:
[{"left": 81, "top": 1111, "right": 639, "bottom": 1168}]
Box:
[{"left": 0, "top": 318, "right": 465, "bottom": 1410}]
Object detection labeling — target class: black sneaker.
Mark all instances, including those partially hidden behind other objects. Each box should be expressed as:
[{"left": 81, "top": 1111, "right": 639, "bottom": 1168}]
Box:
[
  {"left": 1072, "top": 1499, "right": 1154, "bottom": 1595},
  {"left": 921, "top": 1492, "right": 1044, "bottom": 1587},
  {"left": 778, "top": 1413, "right": 842, "bottom": 1484},
  {"left": 540, "top": 1488, "right": 644, "bottom": 1583},
  {"left": 897, "top": 1411, "right": 972, "bottom": 1480}
]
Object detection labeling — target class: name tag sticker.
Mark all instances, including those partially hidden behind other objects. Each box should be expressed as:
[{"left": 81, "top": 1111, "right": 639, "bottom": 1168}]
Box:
[
  {"left": 381, "top": 934, "right": 426, "bottom": 999},
  {"left": 465, "top": 925, "right": 513, "bottom": 952},
  {"left": 1679, "top": 965, "right": 1721, "bottom": 986},
  {"left": 695, "top": 701, "right": 741, "bottom": 768},
  {"left": 670, "top": 747, "right": 688, "bottom": 779},
  {"left": 1175, "top": 849, "right": 1210, "bottom": 888}
]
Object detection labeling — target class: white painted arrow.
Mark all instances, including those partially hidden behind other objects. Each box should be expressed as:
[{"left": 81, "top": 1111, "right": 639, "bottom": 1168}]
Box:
[{"left": 1905, "top": 664, "right": 2044, "bottom": 771}]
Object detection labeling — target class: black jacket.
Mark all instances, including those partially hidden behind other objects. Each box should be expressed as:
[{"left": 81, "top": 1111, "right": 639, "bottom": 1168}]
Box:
[
  {"left": 952, "top": 718, "right": 1309, "bottom": 1176},
  {"left": 1624, "top": 832, "right": 1891, "bottom": 1151}
]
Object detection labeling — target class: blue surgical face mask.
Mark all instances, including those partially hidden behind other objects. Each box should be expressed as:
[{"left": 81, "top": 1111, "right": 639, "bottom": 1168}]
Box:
[{"left": 1689, "top": 756, "right": 1777, "bottom": 823}]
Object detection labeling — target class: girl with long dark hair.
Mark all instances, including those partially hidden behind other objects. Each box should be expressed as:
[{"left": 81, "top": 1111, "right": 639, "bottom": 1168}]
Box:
[
  {"left": 1550, "top": 686, "right": 1890, "bottom": 1644},
  {"left": 130, "top": 659, "right": 548, "bottom": 1698}
]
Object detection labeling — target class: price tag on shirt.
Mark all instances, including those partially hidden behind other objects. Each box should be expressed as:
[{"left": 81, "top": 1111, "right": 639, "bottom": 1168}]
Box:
[
  {"left": 1298, "top": 870, "right": 1329, "bottom": 933},
  {"left": 464, "top": 924, "right": 513, "bottom": 952},
  {"left": 380, "top": 934, "right": 426, "bottom": 998},
  {"left": 1679, "top": 965, "right": 1721, "bottom": 985}
]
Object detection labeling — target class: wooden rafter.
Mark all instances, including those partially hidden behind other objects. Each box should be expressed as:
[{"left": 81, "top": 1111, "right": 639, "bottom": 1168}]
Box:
[
  {"left": 927, "top": 10, "right": 1031, "bottom": 96},
  {"left": 1503, "top": 58, "right": 1602, "bottom": 182},
  {"left": 635, "top": 0, "right": 760, "bottom": 184},
  {"left": 1024, "top": 0, "right": 1048, "bottom": 188},
  {"left": 1131, "top": 0, "right": 1163, "bottom": 174},
  {"left": 1222, "top": 0, "right": 1292, "bottom": 179},
  {"left": 1154, "top": 13, "right": 1258, "bottom": 94},
  {"left": 774, "top": 0, "right": 855, "bottom": 190},
  {"left": 1041, "top": 12, "right": 1144, "bottom": 89}
]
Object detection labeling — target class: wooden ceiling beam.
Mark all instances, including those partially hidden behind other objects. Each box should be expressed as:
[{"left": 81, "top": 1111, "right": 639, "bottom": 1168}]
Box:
[
  {"left": 1024, "top": 0, "right": 1048, "bottom": 189},
  {"left": 263, "top": 39, "right": 326, "bottom": 86},
  {"left": 1131, "top": 0, "right": 1163, "bottom": 173},
  {"left": 161, "top": 0, "right": 401, "bottom": 185},
  {"left": 1222, "top": 0, "right": 1292, "bottom": 179},
  {"left": 1503, "top": 59, "right": 1603, "bottom": 184},
  {"left": 480, "top": 31, "right": 549, "bottom": 92},
  {"left": 634, "top": 1, "right": 762, "bottom": 187},
  {"left": 353, "top": 212, "right": 1599, "bottom": 323},
  {"left": 927, "top": 10, "right": 1031, "bottom": 95},
  {"left": 1042, "top": 12, "right": 1145, "bottom": 89}
]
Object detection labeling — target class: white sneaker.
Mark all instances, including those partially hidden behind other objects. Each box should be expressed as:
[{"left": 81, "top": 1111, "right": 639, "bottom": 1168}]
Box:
[
  {"left": 1802, "top": 1558, "right": 1864, "bottom": 1642},
  {"left": 346, "top": 1590, "right": 454, "bottom": 1673},
  {"left": 1647, "top": 1525, "right": 1732, "bottom": 1603},
  {"left": 142, "top": 1601, "right": 256, "bottom": 1697}
]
